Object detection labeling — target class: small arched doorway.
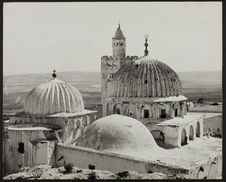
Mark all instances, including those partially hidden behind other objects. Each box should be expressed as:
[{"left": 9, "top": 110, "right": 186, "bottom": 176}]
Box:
[
  {"left": 151, "top": 130, "right": 166, "bottom": 148},
  {"left": 189, "top": 125, "right": 194, "bottom": 140},
  {"left": 181, "top": 128, "right": 187, "bottom": 146},
  {"left": 113, "top": 105, "right": 117, "bottom": 114},
  {"left": 196, "top": 122, "right": 200, "bottom": 137},
  {"left": 151, "top": 130, "right": 165, "bottom": 143}
]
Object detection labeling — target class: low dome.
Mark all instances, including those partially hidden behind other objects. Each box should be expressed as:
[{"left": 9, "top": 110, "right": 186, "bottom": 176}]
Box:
[
  {"left": 24, "top": 78, "right": 84, "bottom": 115},
  {"left": 76, "top": 114, "right": 158, "bottom": 153},
  {"left": 109, "top": 56, "right": 183, "bottom": 97}
]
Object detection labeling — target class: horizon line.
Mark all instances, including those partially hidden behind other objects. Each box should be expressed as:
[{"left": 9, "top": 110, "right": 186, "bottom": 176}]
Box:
[{"left": 3, "top": 69, "right": 222, "bottom": 77}]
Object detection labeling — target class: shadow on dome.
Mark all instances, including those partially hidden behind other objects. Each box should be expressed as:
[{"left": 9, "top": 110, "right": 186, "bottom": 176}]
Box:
[{"left": 76, "top": 114, "right": 160, "bottom": 153}]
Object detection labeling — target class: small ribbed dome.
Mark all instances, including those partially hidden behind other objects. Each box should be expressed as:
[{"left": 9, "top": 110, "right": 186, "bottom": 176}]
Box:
[
  {"left": 112, "top": 25, "right": 125, "bottom": 40},
  {"left": 109, "top": 56, "right": 183, "bottom": 97},
  {"left": 24, "top": 79, "right": 84, "bottom": 115},
  {"left": 76, "top": 114, "right": 158, "bottom": 153}
]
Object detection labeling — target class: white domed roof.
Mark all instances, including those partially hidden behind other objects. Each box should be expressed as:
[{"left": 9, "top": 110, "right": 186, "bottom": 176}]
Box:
[
  {"left": 76, "top": 114, "right": 158, "bottom": 153},
  {"left": 109, "top": 55, "right": 183, "bottom": 98},
  {"left": 24, "top": 78, "right": 84, "bottom": 115}
]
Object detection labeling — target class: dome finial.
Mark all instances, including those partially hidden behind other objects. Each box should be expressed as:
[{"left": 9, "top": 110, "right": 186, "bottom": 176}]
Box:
[
  {"left": 144, "top": 34, "right": 149, "bottom": 56},
  {"left": 118, "top": 20, "right": 120, "bottom": 28},
  {"left": 52, "top": 69, "right": 57, "bottom": 79}
]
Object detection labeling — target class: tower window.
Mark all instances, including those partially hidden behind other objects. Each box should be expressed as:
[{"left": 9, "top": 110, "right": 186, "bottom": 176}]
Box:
[
  {"left": 144, "top": 110, "right": 149, "bottom": 118},
  {"left": 116, "top": 109, "right": 120, "bottom": 114},
  {"left": 18, "top": 142, "right": 24, "bottom": 154},
  {"left": 144, "top": 80, "right": 148, "bottom": 84},
  {"left": 160, "top": 109, "right": 166, "bottom": 119}
]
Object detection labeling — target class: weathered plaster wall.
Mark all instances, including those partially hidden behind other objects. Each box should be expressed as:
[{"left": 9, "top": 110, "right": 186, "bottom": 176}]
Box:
[
  {"left": 153, "top": 116, "right": 204, "bottom": 147},
  {"left": 56, "top": 144, "right": 190, "bottom": 176},
  {"left": 105, "top": 98, "right": 186, "bottom": 123},
  {"left": 188, "top": 156, "right": 220, "bottom": 179},
  {"left": 8, "top": 112, "right": 96, "bottom": 144},
  {"left": 4, "top": 129, "right": 56, "bottom": 174}
]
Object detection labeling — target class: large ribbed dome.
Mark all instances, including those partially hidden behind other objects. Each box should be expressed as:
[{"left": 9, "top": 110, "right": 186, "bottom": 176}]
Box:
[
  {"left": 24, "top": 78, "right": 84, "bottom": 115},
  {"left": 76, "top": 114, "right": 158, "bottom": 153},
  {"left": 109, "top": 56, "right": 183, "bottom": 98}
]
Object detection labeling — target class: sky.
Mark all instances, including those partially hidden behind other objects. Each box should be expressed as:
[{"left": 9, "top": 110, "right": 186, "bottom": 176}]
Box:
[{"left": 3, "top": 2, "right": 222, "bottom": 76}]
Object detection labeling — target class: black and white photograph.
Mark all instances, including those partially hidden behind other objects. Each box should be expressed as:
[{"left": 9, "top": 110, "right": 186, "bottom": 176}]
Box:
[{"left": 2, "top": 1, "right": 222, "bottom": 180}]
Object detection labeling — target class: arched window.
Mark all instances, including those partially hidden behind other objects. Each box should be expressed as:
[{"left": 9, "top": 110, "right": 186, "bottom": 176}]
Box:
[
  {"left": 144, "top": 110, "right": 149, "bottom": 118},
  {"left": 181, "top": 129, "right": 187, "bottom": 146},
  {"left": 189, "top": 125, "right": 194, "bottom": 140},
  {"left": 174, "top": 108, "right": 178, "bottom": 117},
  {"left": 18, "top": 142, "right": 24, "bottom": 153},
  {"left": 196, "top": 122, "right": 201, "bottom": 137},
  {"left": 160, "top": 109, "right": 166, "bottom": 118}
]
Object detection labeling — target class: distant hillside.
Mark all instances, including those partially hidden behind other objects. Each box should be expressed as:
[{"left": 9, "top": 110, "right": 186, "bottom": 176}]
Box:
[
  {"left": 3, "top": 71, "right": 101, "bottom": 93},
  {"left": 3, "top": 70, "right": 221, "bottom": 93},
  {"left": 3, "top": 70, "right": 222, "bottom": 112},
  {"left": 178, "top": 71, "right": 222, "bottom": 85}
]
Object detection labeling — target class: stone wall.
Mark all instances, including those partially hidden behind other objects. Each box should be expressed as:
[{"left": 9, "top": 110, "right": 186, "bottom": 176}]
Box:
[
  {"left": 4, "top": 129, "right": 56, "bottom": 174},
  {"left": 8, "top": 112, "right": 97, "bottom": 144},
  {"left": 101, "top": 56, "right": 136, "bottom": 116}
]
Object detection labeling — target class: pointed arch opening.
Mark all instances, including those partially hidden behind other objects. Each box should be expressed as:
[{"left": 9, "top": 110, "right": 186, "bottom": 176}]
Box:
[
  {"left": 189, "top": 125, "right": 194, "bottom": 140},
  {"left": 181, "top": 128, "right": 187, "bottom": 146},
  {"left": 196, "top": 122, "right": 201, "bottom": 137}
]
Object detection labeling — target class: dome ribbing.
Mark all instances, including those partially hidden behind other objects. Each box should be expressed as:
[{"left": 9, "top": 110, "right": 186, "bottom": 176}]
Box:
[
  {"left": 109, "top": 56, "right": 183, "bottom": 98},
  {"left": 24, "top": 78, "right": 84, "bottom": 115}
]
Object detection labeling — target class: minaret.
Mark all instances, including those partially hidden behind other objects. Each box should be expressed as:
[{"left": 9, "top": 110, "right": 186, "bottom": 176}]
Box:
[
  {"left": 101, "top": 24, "right": 127, "bottom": 117},
  {"left": 144, "top": 34, "right": 149, "bottom": 56},
  {"left": 112, "top": 24, "right": 126, "bottom": 60}
]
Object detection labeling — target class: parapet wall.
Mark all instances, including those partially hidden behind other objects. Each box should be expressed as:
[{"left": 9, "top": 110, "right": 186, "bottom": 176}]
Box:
[
  {"left": 101, "top": 55, "right": 138, "bottom": 61},
  {"left": 56, "top": 144, "right": 190, "bottom": 176}
]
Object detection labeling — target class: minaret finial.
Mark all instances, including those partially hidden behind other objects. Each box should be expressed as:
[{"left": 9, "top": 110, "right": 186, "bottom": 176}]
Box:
[
  {"left": 144, "top": 34, "right": 149, "bottom": 56},
  {"left": 52, "top": 69, "right": 57, "bottom": 79}
]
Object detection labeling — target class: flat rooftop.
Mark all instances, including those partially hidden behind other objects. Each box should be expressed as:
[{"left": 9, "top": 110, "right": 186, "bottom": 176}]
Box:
[
  {"left": 157, "top": 113, "right": 203, "bottom": 127},
  {"left": 7, "top": 124, "right": 60, "bottom": 131},
  {"left": 188, "top": 112, "right": 221, "bottom": 119},
  {"left": 47, "top": 109, "right": 97, "bottom": 118},
  {"left": 63, "top": 136, "right": 222, "bottom": 172},
  {"left": 106, "top": 136, "right": 222, "bottom": 170}
]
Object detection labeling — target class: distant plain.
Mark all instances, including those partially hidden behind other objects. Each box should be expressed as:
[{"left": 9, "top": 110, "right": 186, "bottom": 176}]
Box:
[{"left": 3, "top": 70, "right": 222, "bottom": 134}]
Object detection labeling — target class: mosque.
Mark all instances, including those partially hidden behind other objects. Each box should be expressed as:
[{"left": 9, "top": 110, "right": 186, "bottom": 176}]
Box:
[{"left": 3, "top": 25, "right": 222, "bottom": 179}]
